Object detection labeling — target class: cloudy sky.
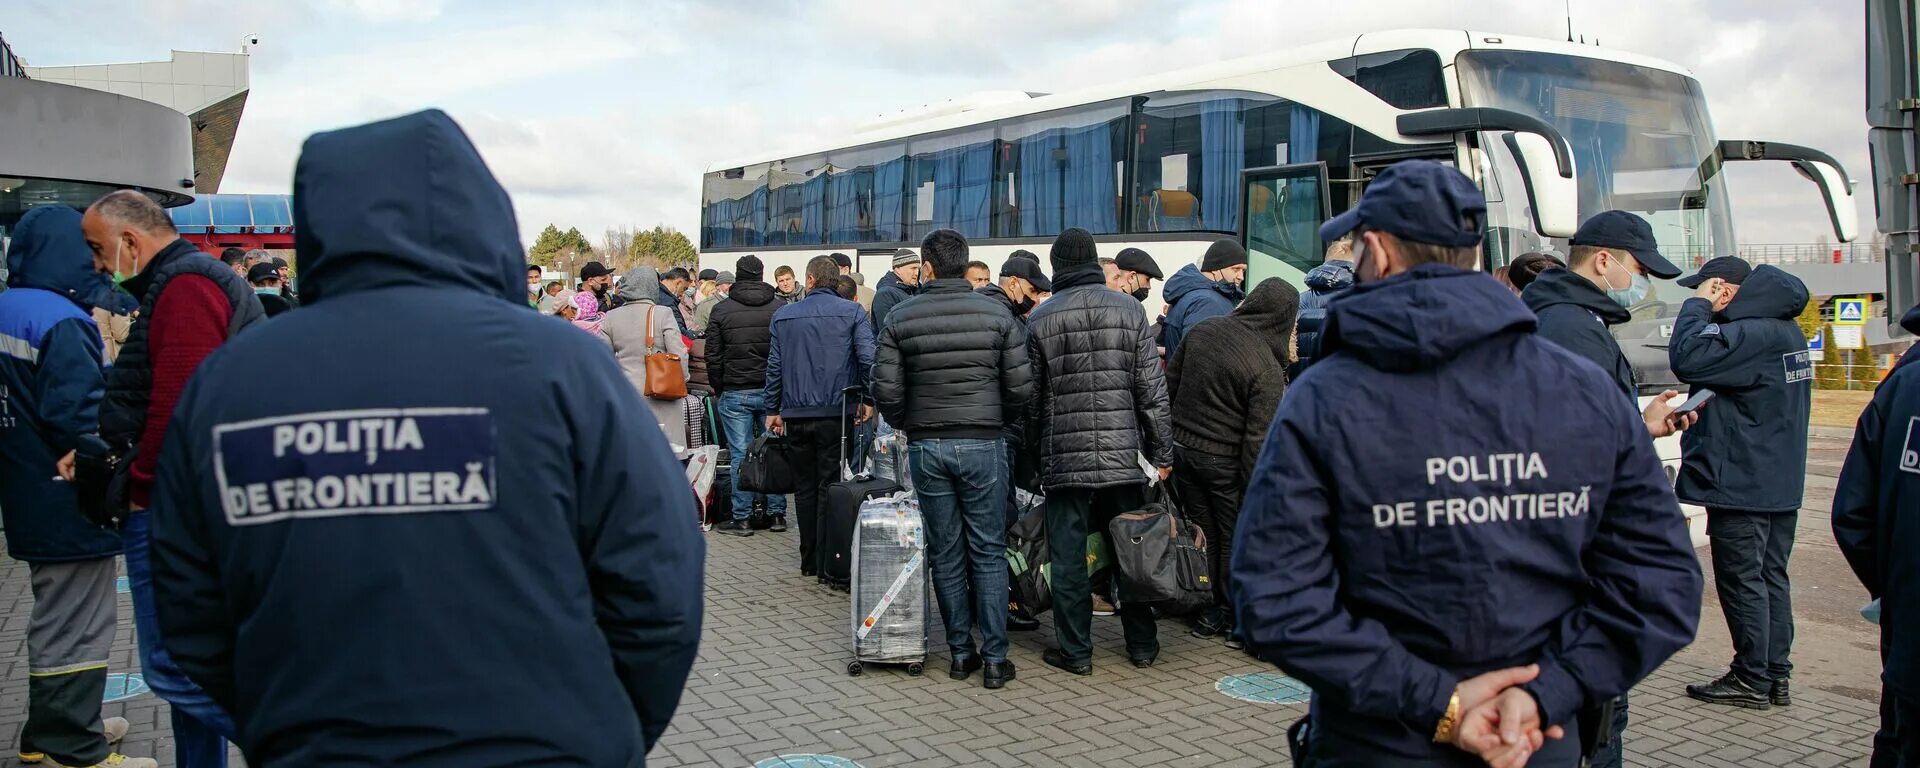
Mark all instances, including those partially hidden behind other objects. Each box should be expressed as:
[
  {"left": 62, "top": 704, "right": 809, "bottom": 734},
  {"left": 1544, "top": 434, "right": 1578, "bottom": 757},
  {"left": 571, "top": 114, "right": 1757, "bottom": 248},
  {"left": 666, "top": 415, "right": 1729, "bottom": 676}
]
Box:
[{"left": 6, "top": 0, "right": 1872, "bottom": 250}]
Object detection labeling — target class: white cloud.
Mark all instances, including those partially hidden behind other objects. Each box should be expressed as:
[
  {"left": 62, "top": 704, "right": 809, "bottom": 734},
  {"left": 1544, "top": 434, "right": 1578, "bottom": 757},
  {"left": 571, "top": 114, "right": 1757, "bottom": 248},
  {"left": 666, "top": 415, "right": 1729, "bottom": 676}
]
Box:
[{"left": 330, "top": 0, "right": 447, "bottom": 24}]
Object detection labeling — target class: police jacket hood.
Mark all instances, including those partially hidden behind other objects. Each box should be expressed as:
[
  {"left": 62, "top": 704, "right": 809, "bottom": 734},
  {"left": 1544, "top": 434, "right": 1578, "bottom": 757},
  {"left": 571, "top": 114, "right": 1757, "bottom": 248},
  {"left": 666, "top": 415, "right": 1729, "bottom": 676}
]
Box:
[
  {"left": 1720, "top": 264, "right": 1809, "bottom": 322},
  {"left": 620, "top": 266, "right": 660, "bottom": 304},
  {"left": 292, "top": 109, "right": 525, "bottom": 306},
  {"left": 1521, "top": 267, "right": 1630, "bottom": 325},
  {"left": 5, "top": 206, "right": 127, "bottom": 313},
  {"left": 1322, "top": 264, "right": 1535, "bottom": 373}
]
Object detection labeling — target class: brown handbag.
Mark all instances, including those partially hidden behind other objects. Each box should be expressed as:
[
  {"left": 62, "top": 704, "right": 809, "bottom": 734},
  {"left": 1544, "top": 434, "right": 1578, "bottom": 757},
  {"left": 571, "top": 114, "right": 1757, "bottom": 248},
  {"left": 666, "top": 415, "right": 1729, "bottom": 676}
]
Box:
[{"left": 642, "top": 308, "right": 688, "bottom": 400}]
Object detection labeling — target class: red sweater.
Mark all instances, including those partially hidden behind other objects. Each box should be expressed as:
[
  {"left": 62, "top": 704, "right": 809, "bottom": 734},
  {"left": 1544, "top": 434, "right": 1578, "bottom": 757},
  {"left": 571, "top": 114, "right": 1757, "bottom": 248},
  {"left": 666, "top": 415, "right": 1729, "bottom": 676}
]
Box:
[{"left": 130, "top": 274, "right": 234, "bottom": 509}]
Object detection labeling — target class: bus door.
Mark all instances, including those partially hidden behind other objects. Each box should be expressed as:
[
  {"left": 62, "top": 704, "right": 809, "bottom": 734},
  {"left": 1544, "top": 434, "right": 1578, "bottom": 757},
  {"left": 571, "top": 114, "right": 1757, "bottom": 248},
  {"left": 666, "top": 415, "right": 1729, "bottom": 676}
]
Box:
[{"left": 1239, "top": 162, "right": 1331, "bottom": 290}]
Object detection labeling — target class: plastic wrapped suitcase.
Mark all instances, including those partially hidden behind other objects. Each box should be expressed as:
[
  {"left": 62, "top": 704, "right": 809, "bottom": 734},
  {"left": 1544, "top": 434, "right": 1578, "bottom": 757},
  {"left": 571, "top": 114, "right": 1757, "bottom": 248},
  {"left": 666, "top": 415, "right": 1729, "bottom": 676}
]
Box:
[{"left": 848, "top": 492, "right": 928, "bottom": 676}]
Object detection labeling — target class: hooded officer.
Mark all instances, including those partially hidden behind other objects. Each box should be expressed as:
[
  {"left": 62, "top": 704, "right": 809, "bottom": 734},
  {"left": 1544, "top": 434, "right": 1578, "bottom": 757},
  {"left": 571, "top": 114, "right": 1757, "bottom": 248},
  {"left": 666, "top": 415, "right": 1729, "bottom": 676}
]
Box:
[
  {"left": 1232, "top": 160, "right": 1701, "bottom": 768},
  {"left": 1670, "top": 261, "right": 1813, "bottom": 711},
  {"left": 147, "top": 110, "right": 704, "bottom": 766}
]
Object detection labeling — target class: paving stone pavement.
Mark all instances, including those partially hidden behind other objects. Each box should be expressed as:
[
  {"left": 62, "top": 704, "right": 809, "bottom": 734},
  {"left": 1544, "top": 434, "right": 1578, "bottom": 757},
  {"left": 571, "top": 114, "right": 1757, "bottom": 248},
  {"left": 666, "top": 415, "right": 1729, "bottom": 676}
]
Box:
[{"left": 0, "top": 520, "right": 1879, "bottom": 767}]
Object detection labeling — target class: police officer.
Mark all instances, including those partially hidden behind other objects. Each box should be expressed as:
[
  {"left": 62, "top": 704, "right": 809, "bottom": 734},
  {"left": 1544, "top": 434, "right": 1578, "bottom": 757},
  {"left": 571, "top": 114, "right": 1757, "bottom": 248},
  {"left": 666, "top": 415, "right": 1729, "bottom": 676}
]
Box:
[
  {"left": 1833, "top": 342, "right": 1920, "bottom": 766},
  {"left": 147, "top": 110, "right": 705, "bottom": 766},
  {"left": 1232, "top": 160, "right": 1701, "bottom": 767},
  {"left": 1671, "top": 262, "right": 1812, "bottom": 710}
]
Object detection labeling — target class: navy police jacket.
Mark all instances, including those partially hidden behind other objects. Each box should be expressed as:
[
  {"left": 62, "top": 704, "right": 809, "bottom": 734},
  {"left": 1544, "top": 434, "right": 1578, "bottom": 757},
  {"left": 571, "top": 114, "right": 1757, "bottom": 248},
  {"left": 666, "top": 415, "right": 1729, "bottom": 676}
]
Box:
[
  {"left": 1832, "top": 361, "right": 1920, "bottom": 700},
  {"left": 149, "top": 110, "right": 704, "bottom": 767},
  {"left": 1669, "top": 265, "right": 1812, "bottom": 513},
  {"left": 1232, "top": 264, "right": 1700, "bottom": 758},
  {"left": 0, "top": 206, "right": 121, "bottom": 563}
]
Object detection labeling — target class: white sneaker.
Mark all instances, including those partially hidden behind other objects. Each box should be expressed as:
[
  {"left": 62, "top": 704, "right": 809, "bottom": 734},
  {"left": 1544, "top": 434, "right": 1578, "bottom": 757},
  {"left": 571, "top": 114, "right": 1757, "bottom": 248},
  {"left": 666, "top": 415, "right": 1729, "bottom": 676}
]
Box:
[{"left": 30, "top": 753, "right": 157, "bottom": 768}]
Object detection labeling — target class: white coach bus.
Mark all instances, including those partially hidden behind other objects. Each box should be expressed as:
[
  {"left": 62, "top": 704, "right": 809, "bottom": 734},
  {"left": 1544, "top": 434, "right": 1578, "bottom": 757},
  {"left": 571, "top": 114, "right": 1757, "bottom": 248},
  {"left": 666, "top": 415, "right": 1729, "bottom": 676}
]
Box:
[{"left": 697, "top": 29, "right": 1857, "bottom": 543}]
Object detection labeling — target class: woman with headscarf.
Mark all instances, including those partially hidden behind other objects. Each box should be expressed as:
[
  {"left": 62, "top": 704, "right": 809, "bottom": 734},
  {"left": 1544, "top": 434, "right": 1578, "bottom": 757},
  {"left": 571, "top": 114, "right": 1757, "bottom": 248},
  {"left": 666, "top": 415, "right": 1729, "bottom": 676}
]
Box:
[
  {"left": 568, "top": 290, "right": 604, "bottom": 334},
  {"left": 598, "top": 266, "right": 693, "bottom": 446},
  {"left": 1164, "top": 277, "right": 1299, "bottom": 650}
]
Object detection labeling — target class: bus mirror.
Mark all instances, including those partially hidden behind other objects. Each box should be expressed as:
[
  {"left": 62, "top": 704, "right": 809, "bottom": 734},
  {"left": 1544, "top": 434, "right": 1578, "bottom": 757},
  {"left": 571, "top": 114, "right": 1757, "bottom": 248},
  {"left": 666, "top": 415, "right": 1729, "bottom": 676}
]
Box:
[
  {"left": 1503, "top": 132, "right": 1580, "bottom": 239},
  {"left": 1719, "top": 140, "right": 1860, "bottom": 242}
]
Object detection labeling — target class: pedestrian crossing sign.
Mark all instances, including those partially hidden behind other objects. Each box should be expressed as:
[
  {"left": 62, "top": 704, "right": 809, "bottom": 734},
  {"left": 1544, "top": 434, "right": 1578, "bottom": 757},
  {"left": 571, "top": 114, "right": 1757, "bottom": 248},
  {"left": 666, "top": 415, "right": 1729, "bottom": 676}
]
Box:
[{"left": 1836, "top": 297, "right": 1869, "bottom": 326}]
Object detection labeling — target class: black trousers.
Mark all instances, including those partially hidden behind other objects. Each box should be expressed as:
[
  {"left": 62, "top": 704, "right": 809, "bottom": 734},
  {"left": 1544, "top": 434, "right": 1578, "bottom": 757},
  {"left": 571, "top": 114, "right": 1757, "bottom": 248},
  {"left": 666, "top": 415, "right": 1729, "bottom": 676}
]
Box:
[
  {"left": 1174, "top": 446, "right": 1243, "bottom": 626},
  {"left": 1707, "top": 508, "right": 1796, "bottom": 687},
  {"left": 1874, "top": 624, "right": 1920, "bottom": 768},
  {"left": 1046, "top": 484, "right": 1157, "bottom": 663},
  {"left": 783, "top": 416, "right": 850, "bottom": 574}
]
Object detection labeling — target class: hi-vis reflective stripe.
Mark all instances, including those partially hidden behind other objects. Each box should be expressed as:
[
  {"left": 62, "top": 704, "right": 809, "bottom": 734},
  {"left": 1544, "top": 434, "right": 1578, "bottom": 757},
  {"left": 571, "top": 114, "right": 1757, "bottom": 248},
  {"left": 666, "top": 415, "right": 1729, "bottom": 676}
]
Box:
[
  {"left": 27, "top": 661, "right": 108, "bottom": 677},
  {"left": 855, "top": 550, "right": 924, "bottom": 640},
  {"left": 0, "top": 332, "right": 37, "bottom": 363}
]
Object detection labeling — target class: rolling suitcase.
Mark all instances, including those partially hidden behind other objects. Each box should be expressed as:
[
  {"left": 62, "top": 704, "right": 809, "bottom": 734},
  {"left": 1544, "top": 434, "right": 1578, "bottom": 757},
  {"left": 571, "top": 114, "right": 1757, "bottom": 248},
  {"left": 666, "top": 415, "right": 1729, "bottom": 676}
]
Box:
[
  {"left": 847, "top": 492, "right": 928, "bottom": 677},
  {"left": 819, "top": 389, "right": 898, "bottom": 592}
]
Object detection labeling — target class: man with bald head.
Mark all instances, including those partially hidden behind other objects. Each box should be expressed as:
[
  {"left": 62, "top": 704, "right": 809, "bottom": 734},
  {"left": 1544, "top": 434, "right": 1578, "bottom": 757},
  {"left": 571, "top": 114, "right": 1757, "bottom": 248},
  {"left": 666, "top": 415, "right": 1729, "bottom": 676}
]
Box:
[{"left": 76, "top": 189, "right": 263, "bottom": 767}]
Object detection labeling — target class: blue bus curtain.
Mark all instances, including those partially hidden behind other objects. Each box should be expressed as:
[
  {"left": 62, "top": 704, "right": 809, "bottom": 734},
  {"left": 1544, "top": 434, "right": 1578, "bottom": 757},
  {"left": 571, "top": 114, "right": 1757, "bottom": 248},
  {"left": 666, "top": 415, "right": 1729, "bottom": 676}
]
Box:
[
  {"left": 1200, "top": 99, "right": 1245, "bottom": 233},
  {"left": 1017, "top": 124, "right": 1116, "bottom": 237},
  {"left": 933, "top": 144, "right": 993, "bottom": 238}
]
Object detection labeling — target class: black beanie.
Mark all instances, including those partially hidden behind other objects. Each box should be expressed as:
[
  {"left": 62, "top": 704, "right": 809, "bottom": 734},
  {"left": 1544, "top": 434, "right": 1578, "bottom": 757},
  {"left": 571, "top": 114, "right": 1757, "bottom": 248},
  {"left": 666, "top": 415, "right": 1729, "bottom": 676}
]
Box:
[
  {"left": 1050, "top": 228, "right": 1098, "bottom": 272},
  {"left": 735, "top": 255, "right": 765, "bottom": 282},
  {"left": 1201, "top": 239, "right": 1248, "bottom": 272}
]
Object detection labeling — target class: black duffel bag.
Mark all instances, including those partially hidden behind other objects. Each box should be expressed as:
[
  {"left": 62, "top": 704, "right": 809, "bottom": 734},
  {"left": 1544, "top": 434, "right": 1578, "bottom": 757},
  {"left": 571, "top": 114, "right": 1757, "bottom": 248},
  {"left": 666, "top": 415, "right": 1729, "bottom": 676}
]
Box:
[
  {"left": 1006, "top": 494, "right": 1052, "bottom": 616},
  {"left": 736, "top": 433, "right": 799, "bottom": 495},
  {"left": 1107, "top": 485, "right": 1211, "bottom": 616}
]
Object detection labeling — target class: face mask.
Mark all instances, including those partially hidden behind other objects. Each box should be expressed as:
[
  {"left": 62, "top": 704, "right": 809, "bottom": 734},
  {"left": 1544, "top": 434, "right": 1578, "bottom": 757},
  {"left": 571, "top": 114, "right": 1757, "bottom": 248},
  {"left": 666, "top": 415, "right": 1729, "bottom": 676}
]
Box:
[
  {"left": 1015, "top": 296, "right": 1036, "bottom": 314},
  {"left": 1131, "top": 286, "right": 1150, "bottom": 302},
  {"left": 255, "top": 287, "right": 281, "bottom": 296},
  {"left": 1599, "top": 259, "right": 1650, "bottom": 309},
  {"left": 1350, "top": 236, "right": 1375, "bottom": 285},
  {"left": 103, "top": 239, "right": 130, "bottom": 283}
]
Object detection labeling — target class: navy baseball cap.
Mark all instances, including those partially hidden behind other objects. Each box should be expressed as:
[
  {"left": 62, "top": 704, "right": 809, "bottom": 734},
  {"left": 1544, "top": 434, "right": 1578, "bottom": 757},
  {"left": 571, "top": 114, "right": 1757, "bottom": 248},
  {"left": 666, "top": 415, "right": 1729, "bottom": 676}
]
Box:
[
  {"left": 1318, "top": 160, "right": 1486, "bottom": 248},
  {"left": 1569, "top": 211, "right": 1682, "bottom": 279},
  {"left": 1676, "top": 255, "right": 1752, "bottom": 288}
]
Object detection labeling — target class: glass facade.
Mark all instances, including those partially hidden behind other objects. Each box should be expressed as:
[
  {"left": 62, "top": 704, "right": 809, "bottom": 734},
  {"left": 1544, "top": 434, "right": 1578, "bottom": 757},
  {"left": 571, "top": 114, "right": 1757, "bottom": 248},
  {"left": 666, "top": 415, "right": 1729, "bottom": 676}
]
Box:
[{"left": 167, "top": 194, "right": 294, "bottom": 234}]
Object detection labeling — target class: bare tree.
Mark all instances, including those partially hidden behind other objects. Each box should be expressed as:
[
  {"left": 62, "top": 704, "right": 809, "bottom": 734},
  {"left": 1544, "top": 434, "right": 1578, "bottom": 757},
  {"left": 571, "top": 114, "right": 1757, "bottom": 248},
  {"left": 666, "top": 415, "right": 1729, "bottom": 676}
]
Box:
[{"left": 602, "top": 226, "right": 637, "bottom": 270}]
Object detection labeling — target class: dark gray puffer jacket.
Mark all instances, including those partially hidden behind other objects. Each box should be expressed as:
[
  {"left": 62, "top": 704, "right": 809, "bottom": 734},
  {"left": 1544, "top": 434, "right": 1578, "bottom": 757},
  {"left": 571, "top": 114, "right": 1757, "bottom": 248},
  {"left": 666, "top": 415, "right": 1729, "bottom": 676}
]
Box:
[
  {"left": 1026, "top": 264, "right": 1173, "bottom": 488},
  {"left": 873, "top": 279, "right": 1032, "bottom": 441}
]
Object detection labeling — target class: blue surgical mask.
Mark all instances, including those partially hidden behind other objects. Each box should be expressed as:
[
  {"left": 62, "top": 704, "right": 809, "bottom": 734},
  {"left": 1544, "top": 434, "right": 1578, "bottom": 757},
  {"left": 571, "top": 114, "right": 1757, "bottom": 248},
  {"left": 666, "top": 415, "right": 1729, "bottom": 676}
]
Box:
[
  {"left": 255, "top": 287, "right": 281, "bottom": 296},
  {"left": 1604, "top": 270, "right": 1650, "bottom": 309}
]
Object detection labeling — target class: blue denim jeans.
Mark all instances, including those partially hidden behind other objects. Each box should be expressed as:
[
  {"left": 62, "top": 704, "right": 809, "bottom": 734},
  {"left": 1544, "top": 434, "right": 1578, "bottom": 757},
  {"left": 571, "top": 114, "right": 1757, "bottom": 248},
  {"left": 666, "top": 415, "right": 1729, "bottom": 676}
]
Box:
[
  {"left": 125, "top": 510, "right": 235, "bottom": 767},
  {"left": 718, "top": 389, "right": 787, "bottom": 522},
  {"left": 907, "top": 438, "right": 1010, "bottom": 664}
]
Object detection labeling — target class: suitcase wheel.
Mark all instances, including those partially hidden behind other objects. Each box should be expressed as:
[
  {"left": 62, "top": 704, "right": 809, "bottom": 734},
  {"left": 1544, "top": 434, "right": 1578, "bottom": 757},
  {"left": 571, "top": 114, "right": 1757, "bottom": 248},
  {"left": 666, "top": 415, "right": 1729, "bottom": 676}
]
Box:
[
  {"left": 905, "top": 662, "right": 923, "bottom": 677},
  {"left": 847, "top": 661, "right": 863, "bottom": 676}
]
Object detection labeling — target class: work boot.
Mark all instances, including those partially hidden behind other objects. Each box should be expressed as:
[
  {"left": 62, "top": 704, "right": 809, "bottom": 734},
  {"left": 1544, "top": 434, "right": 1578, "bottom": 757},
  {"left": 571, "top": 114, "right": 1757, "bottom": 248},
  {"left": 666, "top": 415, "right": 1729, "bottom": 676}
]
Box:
[
  {"left": 768, "top": 515, "right": 788, "bottom": 532},
  {"left": 1771, "top": 677, "right": 1792, "bottom": 707},
  {"left": 20, "top": 718, "right": 134, "bottom": 764},
  {"left": 949, "top": 656, "right": 981, "bottom": 681},
  {"left": 1007, "top": 602, "right": 1040, "bottom": 631},
  {"left": 1686, "top": 673, "right": 1771, "bottom": 710},
  {"left": 714, "top": 520, "right": 754, "bottom": 537},
  {"left": 1091, "top": 595, "right": 1116, "bottom": 617}
]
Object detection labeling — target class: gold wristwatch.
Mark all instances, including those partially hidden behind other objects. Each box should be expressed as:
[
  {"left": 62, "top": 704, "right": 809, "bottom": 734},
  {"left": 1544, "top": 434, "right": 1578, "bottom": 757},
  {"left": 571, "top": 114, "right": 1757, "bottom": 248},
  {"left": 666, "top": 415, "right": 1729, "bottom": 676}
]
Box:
[{"left": 1432, "top": 688, "right": 1462, "bottom": 743}]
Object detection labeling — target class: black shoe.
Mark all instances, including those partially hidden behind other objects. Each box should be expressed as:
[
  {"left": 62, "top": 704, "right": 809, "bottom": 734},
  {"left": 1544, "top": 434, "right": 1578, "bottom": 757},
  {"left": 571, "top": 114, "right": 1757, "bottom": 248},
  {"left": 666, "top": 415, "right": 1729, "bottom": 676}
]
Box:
[
  {"left": 949, "top": 656, "right": 982, "bottom": 681},
  {"left": 800, "top": 566, "right": 817, "bottom": 578},
  {"left": 768, "top": 516, "right": 788, "bottom": 532},
  {"left": 1189, "top": 621, "right": 1223, "bottom": 639},
  {"left": 1130, "top": 651, "right": 1159, "bottom": 668},
  {"left": 983, "top": 661, "right": 1016, "bottom": 689},
  {"left": 1042, "top": 649, "right": 1091, "bottom": 676},
  {"left": 1223, "top": 630, "right": 1245, "bottom": 652},
  {"left": 715, "top": 520, "right": 754, "bottom": 537},
  {"left": 1007, "top": 613, "right": 1040, "bottom": 632},
  {"left": 1771, "top": 677, "right": 1791, "bottom": 707},
  {"left": 1686, "top": 673, "right": 1771, "bottom": 710}
]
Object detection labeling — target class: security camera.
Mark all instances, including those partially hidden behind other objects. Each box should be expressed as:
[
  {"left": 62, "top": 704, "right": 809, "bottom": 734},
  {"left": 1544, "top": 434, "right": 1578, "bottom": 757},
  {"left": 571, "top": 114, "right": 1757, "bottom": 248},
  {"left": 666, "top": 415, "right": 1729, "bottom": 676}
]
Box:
[{"left": 248, "top": 36, "right": 260, "bottom": 45}]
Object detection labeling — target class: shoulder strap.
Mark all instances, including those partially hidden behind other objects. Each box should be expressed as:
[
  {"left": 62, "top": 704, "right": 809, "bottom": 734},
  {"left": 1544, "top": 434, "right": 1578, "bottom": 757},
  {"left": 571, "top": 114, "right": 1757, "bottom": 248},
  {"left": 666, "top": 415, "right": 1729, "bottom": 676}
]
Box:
[{"left": 644, "top": 306, "right": 656, "bottom": 354}]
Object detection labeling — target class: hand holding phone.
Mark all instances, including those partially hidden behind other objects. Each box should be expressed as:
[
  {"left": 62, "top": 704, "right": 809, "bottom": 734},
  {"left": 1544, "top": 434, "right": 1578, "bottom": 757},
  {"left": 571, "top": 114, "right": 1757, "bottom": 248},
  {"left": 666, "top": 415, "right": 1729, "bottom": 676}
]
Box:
[{"left": 1671, "top": 389, "right": 1715, "bottom": 417}]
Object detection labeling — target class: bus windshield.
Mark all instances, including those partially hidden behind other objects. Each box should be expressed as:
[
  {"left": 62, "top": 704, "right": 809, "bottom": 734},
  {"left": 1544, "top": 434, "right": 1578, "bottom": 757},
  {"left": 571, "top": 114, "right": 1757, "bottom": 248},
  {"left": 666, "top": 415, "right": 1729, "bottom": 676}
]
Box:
[{"left": 1459, "top": 49, "right": 1736, "bottom": 394}]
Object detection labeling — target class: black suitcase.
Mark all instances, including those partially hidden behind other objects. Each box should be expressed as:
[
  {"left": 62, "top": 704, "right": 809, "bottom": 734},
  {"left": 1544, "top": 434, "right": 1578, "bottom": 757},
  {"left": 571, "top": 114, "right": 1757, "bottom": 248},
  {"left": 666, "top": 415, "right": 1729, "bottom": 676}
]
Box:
[{"left": 817, "top": 389, "right": 896, "bottom": 591}]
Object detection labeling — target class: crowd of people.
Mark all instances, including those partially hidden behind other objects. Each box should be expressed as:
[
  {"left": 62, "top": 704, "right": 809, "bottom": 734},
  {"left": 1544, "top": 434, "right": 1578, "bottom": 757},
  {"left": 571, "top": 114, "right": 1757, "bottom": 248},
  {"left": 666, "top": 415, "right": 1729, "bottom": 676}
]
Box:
[{"left": 0, "top": 107, "right": 1908, "bottom": 768}]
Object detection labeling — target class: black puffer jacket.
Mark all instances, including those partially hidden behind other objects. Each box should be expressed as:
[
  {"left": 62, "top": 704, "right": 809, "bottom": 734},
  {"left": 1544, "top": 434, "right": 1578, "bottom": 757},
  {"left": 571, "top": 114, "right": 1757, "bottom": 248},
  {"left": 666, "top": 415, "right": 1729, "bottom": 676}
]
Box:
[
  {"left": 705, "top": 279, "right": 779, "bottom": 395},
  {"left": 874, "top": 279, "right": 1032, "bottom": 440},
  {"left": 1026, "top": 263, "right": 1173, "bottom": 488},
  {"left": 1168, "top": 278, "right": 1297, "bottom": 476}
]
